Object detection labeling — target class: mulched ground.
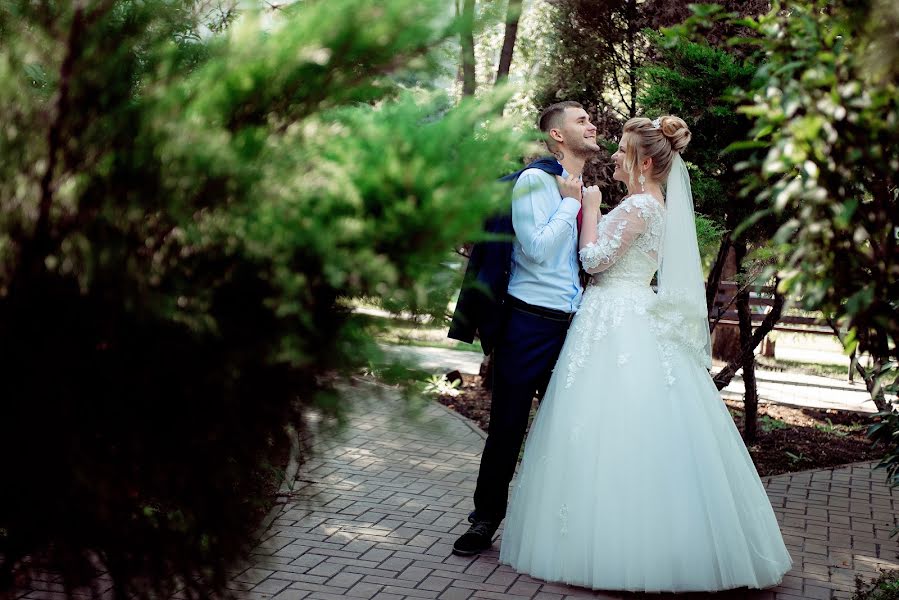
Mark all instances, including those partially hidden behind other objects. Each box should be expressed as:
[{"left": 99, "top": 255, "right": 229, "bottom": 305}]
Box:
[{"left": 436, "top": 374, "right": 885, "bottom": 478}]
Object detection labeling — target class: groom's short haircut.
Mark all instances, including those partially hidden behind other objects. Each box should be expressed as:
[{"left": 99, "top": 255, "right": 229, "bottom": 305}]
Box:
[{"left": 538, "top": 101, "right": 584, "bottom": 135}]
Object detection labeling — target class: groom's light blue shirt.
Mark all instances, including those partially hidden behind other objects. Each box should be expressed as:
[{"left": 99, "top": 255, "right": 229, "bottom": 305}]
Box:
[{"left": 507, "top": 165, "right": 583, "bottom": 313}]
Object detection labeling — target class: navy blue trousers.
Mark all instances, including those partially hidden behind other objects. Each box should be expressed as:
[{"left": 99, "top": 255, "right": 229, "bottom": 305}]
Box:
[{"left": 472, "top": 299, "right": 571, "bottom": 524}]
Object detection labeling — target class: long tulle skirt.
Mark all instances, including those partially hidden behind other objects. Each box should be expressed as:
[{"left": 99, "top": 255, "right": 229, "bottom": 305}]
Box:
[{"left": 499, "top": 284, "right": 793, "bottom": 592}]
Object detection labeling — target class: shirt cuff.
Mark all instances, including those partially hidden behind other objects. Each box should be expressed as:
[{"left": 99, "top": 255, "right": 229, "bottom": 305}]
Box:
[{"left": 556, "top": 196, "right": 581, "bottom": 223}]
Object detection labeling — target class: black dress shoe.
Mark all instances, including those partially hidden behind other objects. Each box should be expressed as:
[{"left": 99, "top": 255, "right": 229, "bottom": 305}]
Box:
[{"left": 452, "top": 519, "right": 499, "bottom": 556}]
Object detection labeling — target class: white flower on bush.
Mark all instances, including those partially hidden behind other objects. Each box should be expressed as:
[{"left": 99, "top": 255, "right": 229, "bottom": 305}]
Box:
[{"left": 423, "top": 374, "right": 461, "bottom": 397}]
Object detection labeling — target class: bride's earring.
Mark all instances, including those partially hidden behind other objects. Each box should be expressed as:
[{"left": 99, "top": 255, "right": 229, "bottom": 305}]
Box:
[{"left": 638, "top": 171, "right": 646, "bottom": 192}]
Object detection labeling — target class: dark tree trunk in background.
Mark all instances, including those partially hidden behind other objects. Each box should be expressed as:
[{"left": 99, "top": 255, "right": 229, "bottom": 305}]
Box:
[
  {"left": 828, "top": 318, "right": 890, "bottom": 412},
  {"left": 625, "top": 0, "right": 638, "bottom": 117},
  {"left": 480, "top": 353, "right": 493, "bottom": 389},
  {"left": 460, "top": 0, "right": 476, "bottom": 96},
  {"left": 706, "top": 234, "right": 732, "bottom": 322},
  {"left": 737, "top": 293, "right": 759, "bottom": 442},
  {"left": 733, "top": 241, "right": 759, "bottom": 442},
  {"left": 495, "top": 0, "right": 523, "bottom": 85}
]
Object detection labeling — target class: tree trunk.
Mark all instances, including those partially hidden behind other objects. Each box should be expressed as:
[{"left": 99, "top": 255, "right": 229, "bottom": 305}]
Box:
[
  {"left": 855, "top": 359, "right": 888, "bottom": 412},
  {"left": 625, "top": 0, "right": 637, "bottom": 117},
  {"left": 827, "top": 318, "right": 890, "bottom": 412},
  {"left": 460, "top": 0, "right": 476, "bottom": 97},
  {"left": 734, "top": 243, "right": 759, "bottom": 442},
  {"left": 479, "top": 353, "right": 493, "bottom": 389},
  {"left": 740, "top": 341, "right": 760, "bottom": 442},
  {"left": 706, "top": 234, "right": 732, "bottom": 320},
  {"left": 495, "top": 0, "right": 523, "bottom": 85}
]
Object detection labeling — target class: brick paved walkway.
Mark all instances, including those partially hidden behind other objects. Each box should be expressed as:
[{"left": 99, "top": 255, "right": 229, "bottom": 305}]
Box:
[{"left": 233, "top": 387, "right": 899, "bottom": 600}]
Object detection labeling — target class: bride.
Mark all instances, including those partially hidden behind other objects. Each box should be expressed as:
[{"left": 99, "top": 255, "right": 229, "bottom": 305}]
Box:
[{"left": 498, "top": 116, "right": 793, "bottom": 592}]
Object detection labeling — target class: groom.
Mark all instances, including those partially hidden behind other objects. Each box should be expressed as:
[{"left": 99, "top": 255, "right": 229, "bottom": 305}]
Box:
[{"left": 448, "top": 101, "right": 600, "bottom": 556}]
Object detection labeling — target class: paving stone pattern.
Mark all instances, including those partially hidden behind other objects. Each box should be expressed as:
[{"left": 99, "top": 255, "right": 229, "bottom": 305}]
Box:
[
  {"left": 11, "top": 391, "right": 899, "bottom": 600},
  {"left": 233, "top": 393, "right": 899, "bottom": 600}
]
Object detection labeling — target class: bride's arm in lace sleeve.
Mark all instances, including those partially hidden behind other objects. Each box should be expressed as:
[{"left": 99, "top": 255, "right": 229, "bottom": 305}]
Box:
[{"left": 578, "top": 195, "right": 647, "bottom": 274}]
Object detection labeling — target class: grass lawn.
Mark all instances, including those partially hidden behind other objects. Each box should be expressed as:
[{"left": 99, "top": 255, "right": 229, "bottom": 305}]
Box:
[
  {"left": 756, "top": 356, "right": 854, "bottom": 380},
  {"left": 357, "top": 310, "right": 483, "bottom": 354}
]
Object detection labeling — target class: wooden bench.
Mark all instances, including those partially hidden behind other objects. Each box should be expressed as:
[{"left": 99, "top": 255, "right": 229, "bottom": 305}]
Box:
[
  {"left": 709, "top": 281, "right": 862, "bottom": 380},
  {"left": 709, "top": 281, "right": 832, "bottom": 334}
]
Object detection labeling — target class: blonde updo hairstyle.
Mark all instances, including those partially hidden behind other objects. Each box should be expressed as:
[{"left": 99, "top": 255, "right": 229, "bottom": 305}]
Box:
[{"left": 620, "top": 116, "right": 691, "bottom": 188}]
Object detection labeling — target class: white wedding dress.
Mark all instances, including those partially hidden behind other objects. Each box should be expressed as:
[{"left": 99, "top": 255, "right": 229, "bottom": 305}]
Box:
[{"left": 499, "top": 192, "right": 793, "bottom": 592}]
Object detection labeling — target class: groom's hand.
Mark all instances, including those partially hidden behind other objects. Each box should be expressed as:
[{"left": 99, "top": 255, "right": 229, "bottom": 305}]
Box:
[{"left": 556, "top": 174, "right": 583, "bottom": 202}]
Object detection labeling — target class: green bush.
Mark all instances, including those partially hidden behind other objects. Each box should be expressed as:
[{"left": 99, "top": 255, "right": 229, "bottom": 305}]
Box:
[
  {"left": 721, "top": 0, "right": 898, "bottom": 369},
  {"left": 854, "top": 570, "right": 899, "bottom": 600},
  {"left": 719, "top": 0, "right": 899, "bottom": 487},
  {"left": 0, "top": 1, "right": 524, "bottom": 597}
]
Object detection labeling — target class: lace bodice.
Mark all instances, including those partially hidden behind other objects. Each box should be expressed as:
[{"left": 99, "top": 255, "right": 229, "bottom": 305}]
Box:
[
  {"left": 578, "top": 194, "right": 665, "bottom": 287},
  {"left": 566, "top": 194, "right": 669, "bottom": 389}
]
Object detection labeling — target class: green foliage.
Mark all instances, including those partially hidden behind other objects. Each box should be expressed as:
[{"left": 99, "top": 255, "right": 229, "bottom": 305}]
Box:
[
  {"left": 695, "top": 212, "right": 726, "bottom": 270},
  {"left": 464, "top": 0, "right": 556, "bottom": 120},
  {"left": 532, "top": 1, "right": 627, "bottom": 113},
  {"left": 726, "top": 0, "right": 898, "bottom": 365},
  {"left": 640, "top": 32, "right": 760, "bottom": 235},
  {"left": 785, "top": 450, "right": 808, "bottom": 465},
  {"left": 868, "top": 408, "right": 899, "bottom": 489},
  {"left": 703, "top": 0, "right": 899, "bottom": 493},
  {"left": 422, "top": 374, "right": 462, "bottom": 397},
  {"left": 0, "top": 0, "right": 524, "bottom": 597},
  {"left": 529, "top": 0, "right": 768, "bottom": 198},
  {"left": 815, "top": 418, "right": 853, "bottom": 438},
  {"left": 854, "top": 570, "right": 899, "bottom": 600},
  {"left": 759, "top": 415, "right": 789, "bottom": 432},
  {"left": 864, "top": 0, "right": 899, "bottom": 83}
]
